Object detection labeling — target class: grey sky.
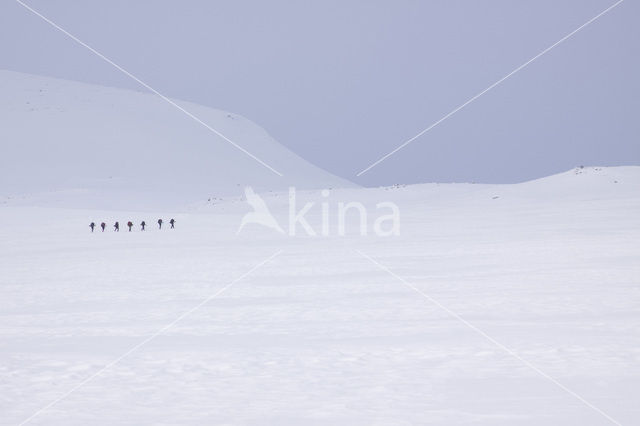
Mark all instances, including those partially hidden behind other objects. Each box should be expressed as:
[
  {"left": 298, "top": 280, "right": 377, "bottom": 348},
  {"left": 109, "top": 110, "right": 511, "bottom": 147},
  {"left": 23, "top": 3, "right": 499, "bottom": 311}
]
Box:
[{"left": 1, "top": 0, "right": 638, "bottom": 186}]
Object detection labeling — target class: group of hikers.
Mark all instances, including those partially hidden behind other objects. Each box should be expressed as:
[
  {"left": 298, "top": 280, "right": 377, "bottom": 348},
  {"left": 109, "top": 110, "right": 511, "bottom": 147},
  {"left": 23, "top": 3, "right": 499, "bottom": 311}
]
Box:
[{"left": 89, "top": 218, "right": 175, "bottom": 232}]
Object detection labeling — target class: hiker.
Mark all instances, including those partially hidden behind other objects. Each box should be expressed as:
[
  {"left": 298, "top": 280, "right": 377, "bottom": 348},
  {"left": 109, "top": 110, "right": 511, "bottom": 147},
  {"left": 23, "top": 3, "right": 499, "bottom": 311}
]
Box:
[
  {"left": 114, "top": 221, "right": 119, "bottom": 232},
  {"left": 89, "top": 222, "right": 95, "bottom": 232},
  {"left": 140, "top": 220, "right": 146, "bottom": 231},
  {"left": 101, "top": 222, "right": 106, "bottom": 232},
  {"left": 169, "top": 218, "right": 175, "bottom": 229},
  {"left": 158, "top": 218, "right": 163, "bottom": 229},
  {"left": 127, "top": 221, "right": 133, "bottom": 232}
]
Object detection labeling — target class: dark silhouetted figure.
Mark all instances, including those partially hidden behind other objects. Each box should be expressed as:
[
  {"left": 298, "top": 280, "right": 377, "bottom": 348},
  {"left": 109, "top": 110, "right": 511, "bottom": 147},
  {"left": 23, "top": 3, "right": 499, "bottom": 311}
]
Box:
[
  {"left": 101, "top": 222, "right": 106, "bottom": 232},
  {"left": 140, "top": 221, "right": 146, "bottom": 231},
  {"left": 114, "top": 221, "right": 120, "bottom": 232},
  {"left": 169, "top": 218, "right": 175, "bottom": 229},
  {"left": 127, "top": 221, "right": 133, "bottom": 232},
  {"left": 158, "top": 219, "right": 163, "bottom": 229},
  {"left": 90, "top": 222, "right": 95, "bottom": 232}
]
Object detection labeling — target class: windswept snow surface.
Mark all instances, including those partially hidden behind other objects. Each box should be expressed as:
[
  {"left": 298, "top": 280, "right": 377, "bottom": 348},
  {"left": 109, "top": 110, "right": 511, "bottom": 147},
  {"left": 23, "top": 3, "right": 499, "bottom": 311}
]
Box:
[
  {"left": 1, "top": 166, "right": 639, "bottom": 425},
  {"left": 0, "top": 70, "right": 353, "bottom": 210}
]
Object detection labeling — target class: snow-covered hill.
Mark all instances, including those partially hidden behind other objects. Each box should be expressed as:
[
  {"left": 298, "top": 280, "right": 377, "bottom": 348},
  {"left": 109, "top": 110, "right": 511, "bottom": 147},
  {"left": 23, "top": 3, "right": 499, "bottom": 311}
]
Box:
[
  {"left": 191, "top": 165, "right": 640, "bottom": 223},
  {"left": 0, "top": 70, "right": 353, "bottom": 209}
]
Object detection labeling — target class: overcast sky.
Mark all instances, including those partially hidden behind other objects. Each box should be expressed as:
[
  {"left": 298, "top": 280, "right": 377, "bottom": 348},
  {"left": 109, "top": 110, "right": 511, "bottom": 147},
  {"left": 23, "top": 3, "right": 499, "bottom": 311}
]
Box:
[{"left": 1, "top": 0, "right": 638, "bottom": 186}]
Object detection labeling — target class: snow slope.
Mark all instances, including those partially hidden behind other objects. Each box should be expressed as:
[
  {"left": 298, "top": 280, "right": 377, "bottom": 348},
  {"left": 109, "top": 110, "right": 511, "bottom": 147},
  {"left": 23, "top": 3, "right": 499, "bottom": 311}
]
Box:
[
  {"left": 0, "top": 70, "right": 353, "bottom": 210},
  {"left": 1, "top": 166, "right": 639, "bottom": 425}
]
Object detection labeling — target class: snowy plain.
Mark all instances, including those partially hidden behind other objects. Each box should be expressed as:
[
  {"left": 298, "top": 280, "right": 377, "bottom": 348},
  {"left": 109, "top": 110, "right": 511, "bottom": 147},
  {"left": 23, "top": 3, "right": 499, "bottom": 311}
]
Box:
[{"left": 1, "top": 166, "right": 639, "bottom": 425}]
